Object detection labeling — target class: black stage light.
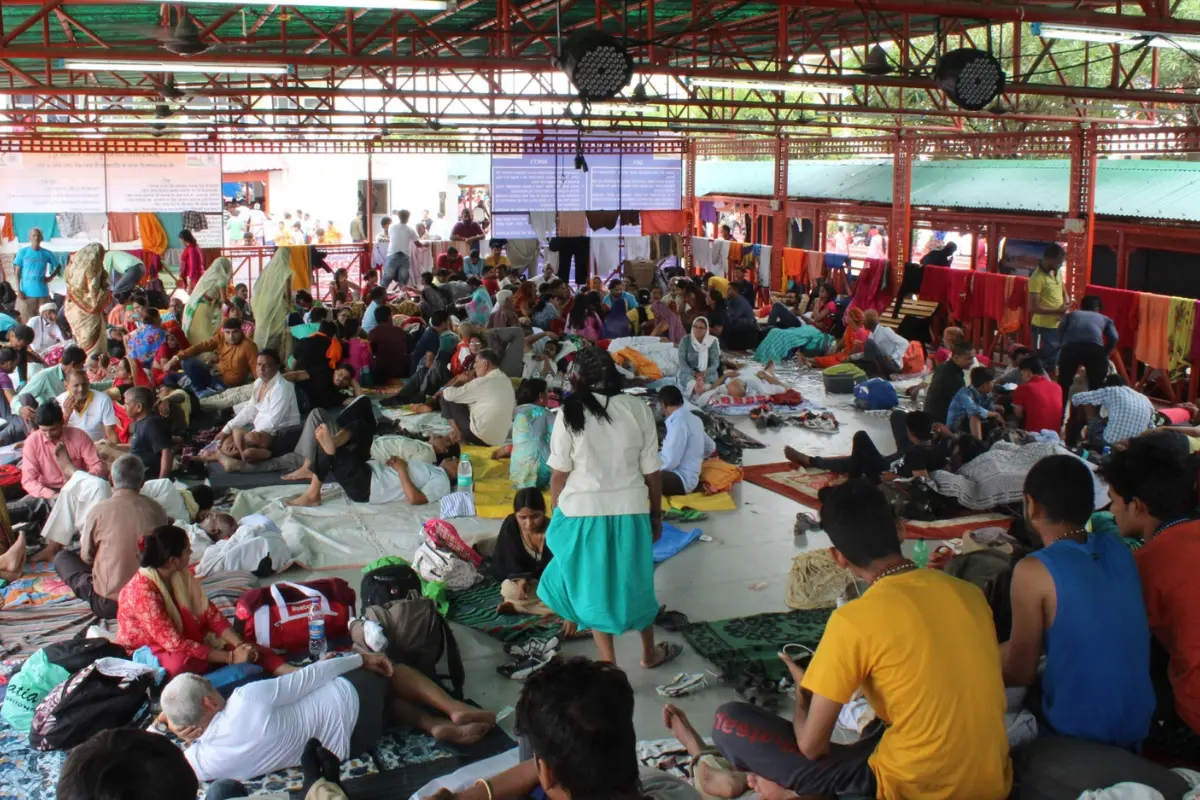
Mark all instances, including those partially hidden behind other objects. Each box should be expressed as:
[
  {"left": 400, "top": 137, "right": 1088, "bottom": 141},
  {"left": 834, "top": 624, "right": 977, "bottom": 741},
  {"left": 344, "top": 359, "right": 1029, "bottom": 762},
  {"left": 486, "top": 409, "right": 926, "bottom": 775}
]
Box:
[
  {"left": 574, "top": 153, "right": 589, "bottom": 172},
  {"left": 558, "top": 30, "right": 635, "bottom": 101},
  {"left": 934, "top": 48, "right": 1007, "bottom": 111}
]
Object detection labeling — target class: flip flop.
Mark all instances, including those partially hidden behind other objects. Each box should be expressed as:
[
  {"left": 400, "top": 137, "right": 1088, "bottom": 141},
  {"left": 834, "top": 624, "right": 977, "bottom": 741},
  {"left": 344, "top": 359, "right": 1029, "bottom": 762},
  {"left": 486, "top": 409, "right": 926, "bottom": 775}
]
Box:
[
  {"left": 663, "top": 508, "right": 708, "bottom": 523},
  {"left": 655, "top": 606, "right": 691, "bottom": 632},
  {"left": 643, "top": 641, "right": 684, "bottom": 669}
]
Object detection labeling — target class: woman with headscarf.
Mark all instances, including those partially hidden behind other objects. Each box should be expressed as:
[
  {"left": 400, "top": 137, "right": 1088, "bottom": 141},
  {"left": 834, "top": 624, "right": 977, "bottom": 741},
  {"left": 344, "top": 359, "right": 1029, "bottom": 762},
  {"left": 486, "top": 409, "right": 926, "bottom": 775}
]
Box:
[
  {"left": 650, "top": 297, "right": 686, "bottom": 344},
  {"left": 464, "top": 277, "right": 492, "bottom": 327},
  {"left": 489, "top": 289, "right": 521, "bottom": 329},
  {"left": 602, "top": 290, "right": 632, "bottom": 339},
  {"left": 535, "top": 347, "right": 681, "bottom": 668},
  {"left": 64, "top": 243, "right": 109, "bottom": 356},
  {"left": 182, "top": 256, "right": 231, "bottom": 347},
  {"left": 809, "top": 305, "right": 870, "bottom": 369},
  {"left": 679, "top": 316, "right": 720, "bottom": 395},
  {"left": 251, "top": 248, "right": 294, "bottom": 359},
  {"left": 116, "top": 525, "right": 292, "bottom": 678}
]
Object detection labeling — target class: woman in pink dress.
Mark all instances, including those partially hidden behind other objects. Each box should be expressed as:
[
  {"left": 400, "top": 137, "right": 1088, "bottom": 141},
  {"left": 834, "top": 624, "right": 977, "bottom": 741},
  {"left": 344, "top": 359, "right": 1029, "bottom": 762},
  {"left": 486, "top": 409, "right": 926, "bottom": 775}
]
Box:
[{"left": 178, "top": 230, "right": 204, "bottom": 292}]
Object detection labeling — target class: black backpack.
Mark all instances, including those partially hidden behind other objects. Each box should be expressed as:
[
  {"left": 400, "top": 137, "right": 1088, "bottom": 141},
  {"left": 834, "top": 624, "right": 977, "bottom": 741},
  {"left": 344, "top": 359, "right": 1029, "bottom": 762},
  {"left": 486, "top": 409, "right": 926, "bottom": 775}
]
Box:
[
  {"left": 360, "top": 563, "right": 423, "bottom": 613},
  {"left": 29, "top": 663, "right": 154, "bottom": 751},
  {"left": 44, "top": 638, "right": 126, "bottom": 674},
  {"left": 944, "top": 549, "right": 1017, "bottom": 642},
  {"left": 352, "top": 598, "right": 466, "bottom": 699}
]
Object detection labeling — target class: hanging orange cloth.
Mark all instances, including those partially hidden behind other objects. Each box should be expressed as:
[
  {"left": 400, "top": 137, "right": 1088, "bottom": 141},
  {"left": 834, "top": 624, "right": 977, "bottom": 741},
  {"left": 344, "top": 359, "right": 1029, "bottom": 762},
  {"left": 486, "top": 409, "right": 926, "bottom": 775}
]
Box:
[
  {"left": 727, "top": 242, "right": 743, "bottom": 270},
  {"left": 0, "top": 215, "right": 14, "bottom": 243},
  {"left": 285, "top": 245, "right": 312, "bottom": 292},
  {"left": 136, "top": 213, "right": 169, "bottom": 256},
  {"left": 1135, "top": 292, "right": 1171, "bottom": 371},
  {"left": 641, "top": 210, "right": 688, "bottom": 235},
  {"left": 782, "top": 248, "right": 806, "bottom": 280},
  {"left": 805, "top": 250, "right": 824, "bottom": 285}
]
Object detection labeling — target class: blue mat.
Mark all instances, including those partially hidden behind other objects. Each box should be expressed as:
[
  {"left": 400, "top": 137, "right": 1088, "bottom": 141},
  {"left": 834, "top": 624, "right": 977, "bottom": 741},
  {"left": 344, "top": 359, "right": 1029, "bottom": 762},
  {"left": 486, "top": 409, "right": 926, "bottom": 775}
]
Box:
[{"left": 652, "top": 523, "right": 702, "bottom": 564}]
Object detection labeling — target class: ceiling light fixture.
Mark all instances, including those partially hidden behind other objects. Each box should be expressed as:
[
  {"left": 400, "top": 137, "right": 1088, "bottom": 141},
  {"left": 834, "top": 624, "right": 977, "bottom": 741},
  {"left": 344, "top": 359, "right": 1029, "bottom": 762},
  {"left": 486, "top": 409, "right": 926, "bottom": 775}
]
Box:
[
  {"left": 1033, "top": 22, "right": 1200, "bottom": 51},
  {"left": 687, "top": 77, "right": 854, "bottom": 96},
  {"left": 556, "top": 30, "right": 635, "bottom": 100},
  {"left": 61, "top": 59, "right": 290, "bottom": 75},
  {"left": 129, "top": 0, "right": 449, "bottom": 9},
  {"left": 526, "top": 101, "right": 663, "bottom": 115}
]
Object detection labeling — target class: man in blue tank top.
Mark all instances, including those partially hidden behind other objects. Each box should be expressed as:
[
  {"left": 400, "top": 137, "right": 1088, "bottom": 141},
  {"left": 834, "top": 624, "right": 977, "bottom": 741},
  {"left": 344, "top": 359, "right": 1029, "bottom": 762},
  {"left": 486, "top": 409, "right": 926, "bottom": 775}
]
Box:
[{"left": 1003, "top": 454, "right": 1155, "bottom": 750}]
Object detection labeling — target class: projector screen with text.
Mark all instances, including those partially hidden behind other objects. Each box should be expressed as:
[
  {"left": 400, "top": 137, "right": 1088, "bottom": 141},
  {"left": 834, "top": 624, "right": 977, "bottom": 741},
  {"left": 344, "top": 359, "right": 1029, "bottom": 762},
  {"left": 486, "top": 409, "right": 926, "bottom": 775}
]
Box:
[{"left": 491, "top": 149, "right": 682, "bottom": 213}]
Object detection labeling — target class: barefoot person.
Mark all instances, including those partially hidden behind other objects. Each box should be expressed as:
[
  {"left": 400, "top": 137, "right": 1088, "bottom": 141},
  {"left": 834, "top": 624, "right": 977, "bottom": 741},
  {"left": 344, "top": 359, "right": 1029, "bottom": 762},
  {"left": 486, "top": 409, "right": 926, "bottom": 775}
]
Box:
[
  {"left": 210, "top": 349, "right": 300, "bottom": 466},
  {"left": 162, "top": 650, "right": 494, "bottom": 782},
  {"left": 535, "top": 348, "right": 681, "bottom": 668}
]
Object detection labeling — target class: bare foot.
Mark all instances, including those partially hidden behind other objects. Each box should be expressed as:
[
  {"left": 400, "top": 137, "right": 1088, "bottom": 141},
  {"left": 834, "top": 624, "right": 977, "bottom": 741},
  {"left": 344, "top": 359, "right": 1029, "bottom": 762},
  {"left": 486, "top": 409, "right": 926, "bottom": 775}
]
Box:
[
  {"left": 313, "top": 424, "right": 336, "bottom": 456},
  {"left": 449, "top": 708, "right": 496, "bottom": 727},
  {"left": 746, "top": 774, "right": 799, "bottom": 800},
  {"left": 28, "top": 540, "right": 60, "bottom": 564},
  {"left": 430, "top": 721, "right": 491, "bottom": 745},
  {"left": 282, "top": 465, "right": 314, "bottom": 482},
  {"left": 0, "top": 532, "right": 27, "bottom": 580},
  {"left": 217, "top": 454, "right": 243, "bottom": 473},
  {"left": 783, "top": 446, "right": 811, "bottom": 468},
  {"left": 285, "top": 492, "right": 322, "bottom": 508},
  {"left": 662, "top": 704, "right": 706, "bottom": 755},
  {"left": 696, "top": 759, "right": 750, "bottom": 799}
]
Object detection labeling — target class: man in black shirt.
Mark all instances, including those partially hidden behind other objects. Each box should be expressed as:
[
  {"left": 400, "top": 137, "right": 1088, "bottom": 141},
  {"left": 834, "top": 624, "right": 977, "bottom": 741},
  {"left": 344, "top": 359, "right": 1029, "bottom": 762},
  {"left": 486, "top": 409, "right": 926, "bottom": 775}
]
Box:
[
  {"left": 289, "top": 321, "right": 343, "bottom": 411},
  {"left": 920, "top": 241, "right": 957, "bottom": 267},
  {"left": 924, "top": 341, "right": 976, "bottom": 425},
  {"left": 783, "top": 410, "right": 948, "bottom": 483},
  {"left": 125, "top": 386, "right": 173, "bottom": 479}
]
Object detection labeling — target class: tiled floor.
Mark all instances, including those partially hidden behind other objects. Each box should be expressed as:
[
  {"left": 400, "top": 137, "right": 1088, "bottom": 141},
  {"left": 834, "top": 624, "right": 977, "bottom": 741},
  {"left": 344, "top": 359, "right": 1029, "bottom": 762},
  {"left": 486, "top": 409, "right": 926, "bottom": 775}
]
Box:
[{"left": 291, "top": 370, "right": 903, "bottom": 742}]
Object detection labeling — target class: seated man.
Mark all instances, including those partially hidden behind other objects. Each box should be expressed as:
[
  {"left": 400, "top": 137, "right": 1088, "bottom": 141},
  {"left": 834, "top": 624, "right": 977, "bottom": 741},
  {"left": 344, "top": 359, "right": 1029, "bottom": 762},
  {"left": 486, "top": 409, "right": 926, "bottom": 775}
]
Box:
[
  {"left": 211, "top": 349, "right": 300, "bottom": 466},
  {"left": 658, "top": 385, "right": 714, "bottom": 497},
  {"left": 697, "top": 480, "right": 1012, "bottom": 799},
  {"left": 56, "top": 369, "right": 119, "bottom": 444},
  {"left": 784, "top": 409, "right": 948, "bottom": 484},
  {"left": 1072, "top": 375, "right": 1156, "bottom": 447},
  {"left": 764, "top": 290, "right": 806, "bottom": 329},
  {"left": 438, "top": 349, "right": 516, "bottom": 447},
  {"left": 1004, "top": 454, "right": 1154, "bottom": 749},
  {"left": 947, "top": 366, "right": 1001, "bottom": 439},
  {"left": 21, "top": 399, "right": 106, "bottom": 502},
  {"left": 165, "top": 318, "right": 258, "bottom": 393},
  {"left": 853, "top": 309, "right": 909, "bottom": 377},
  {"left": 923, "top": 341, "right": 975, "bottom": 426},
  {"left": 361, "top": 286, "right": 387, "bottom": 334},
  {"left": 161, "top": 651, "right": 495, "bottom": 781},
  {"left": 1010, "top": 355, "right": 1064, "bottom": 435},
  {"left": 1100, "top": 441, "right": 1200, "bottom": 757},
  {"left": 14, "top": 344, "right": 89, "bottom": 405},
  {"left": 284, "top": 396, "right": 456, "bottom": 507},
  {"left": 289, "top": 321, "right": 345, "bottom": 412},
  {"left": 30, "top": 301, "right": 65, "bottom": 354},
  {"left": 428, "top": 657, "right": 700, "bottom": 800},
  {"left": 368, "top": 306, "right": 410, "bottom": 385},
  {"left": 120, "top": 386, "right": 175, "bottom": 479},
  {"left": 52, "top": 454, "right": 169, "bottom": 619}
]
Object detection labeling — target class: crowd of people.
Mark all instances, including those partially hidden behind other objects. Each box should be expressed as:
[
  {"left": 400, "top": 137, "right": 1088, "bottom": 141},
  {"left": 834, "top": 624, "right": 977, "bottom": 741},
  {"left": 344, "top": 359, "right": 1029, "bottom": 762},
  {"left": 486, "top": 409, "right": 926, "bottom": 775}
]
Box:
[{"left": 5, "top": 220, "right": 1198, "bottom": 800}]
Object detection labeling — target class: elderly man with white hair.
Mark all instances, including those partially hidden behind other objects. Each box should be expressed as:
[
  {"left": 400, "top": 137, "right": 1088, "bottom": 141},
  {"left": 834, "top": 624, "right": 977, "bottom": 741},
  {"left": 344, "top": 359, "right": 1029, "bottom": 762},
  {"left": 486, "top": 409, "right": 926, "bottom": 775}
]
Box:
[
  {"left": 161, "top": 652, "right": 497, "bottom": 782},
  {"left": 29, "top": 301, "right": 65, "bottom": 354},
  {"left": 51, "top": 454, "right": 169, "bottom": 618}
]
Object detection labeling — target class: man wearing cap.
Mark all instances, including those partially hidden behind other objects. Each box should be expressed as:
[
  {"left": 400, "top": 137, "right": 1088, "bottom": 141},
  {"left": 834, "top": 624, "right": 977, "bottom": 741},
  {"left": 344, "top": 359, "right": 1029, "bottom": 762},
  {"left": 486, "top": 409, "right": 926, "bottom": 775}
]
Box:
[{"left": 29, "top": 301, "right": 65, "bottom": 354}]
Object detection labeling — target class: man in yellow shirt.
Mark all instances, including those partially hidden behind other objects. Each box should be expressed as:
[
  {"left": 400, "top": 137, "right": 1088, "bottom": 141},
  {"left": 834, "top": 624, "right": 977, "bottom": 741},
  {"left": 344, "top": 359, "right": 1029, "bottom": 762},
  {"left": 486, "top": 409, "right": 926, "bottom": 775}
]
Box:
[
  {"left": 484, "top": 242, "right": 510, "bottom": 277},
  {"left": 705, "top": 480, "right": 1012, "bottom": 800},
  {"left": 1028, "top": 243, "right": 1067, "bottom": 376}
]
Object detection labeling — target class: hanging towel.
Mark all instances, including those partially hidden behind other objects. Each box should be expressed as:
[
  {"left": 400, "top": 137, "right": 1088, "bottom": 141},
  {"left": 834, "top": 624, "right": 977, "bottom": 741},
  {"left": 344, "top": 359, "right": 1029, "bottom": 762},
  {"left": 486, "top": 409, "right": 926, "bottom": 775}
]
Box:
[
  {"left": 181, "top": 211, "right": 208, "bottom": 232},
  {"left": 619, "top": 210, "right": 640, "bottom": 226},
  {"left": 0, "top": 215, "right": 14, "bottom": 243},
  {"left": 528, "top": 212, "right": 556, "bottom": 241},
  {"left": 690, "top": 238, "right": 711, "bottom": 271},
  {"left": 590, "top": 238, "right": 622, "bottom": 275},
  {"left": 975, "top": 272, "right": 1007, "bottom": 322},
  {"left": 824, "top": 253, "right": 851, "bottom": 271},
  {"left": 135, "top": 213, "right": 168, "bottom": 255},
  {"left": 285, "top": 245, "right": 312, "bottom": 292},
  {"left": 586, "top": 211, "right": 620, "bottom": 231},
  {"left": 698, "top": 201, "right": 719, "bottom": 225},
  {"left": 1135, "top": 293, "right": 1171, "bottom": 371},
  {"left": 782, "top": 248, "right": 806, "bottom": 280},
  {"left": 56, "top": 213, "right": 85, "bottom": 238},
  {"left": 919, "top": 265, "right": 949, "bottom": 304},
  {"left": 999, "top": 275, "right": 1028, "bottom": 336},
  {"left": 963, "top": 271, "right": 987, "bottom": 321},
  {"left": 756, "top": 245, "right": 773, "bottom": 286},
  {"left": 556, "top": 211, "right": 588, "bottom": 237},
  {"left": 727, "top": 242, "right": 743, "bottom": 269},
  {"left": 710, "top": 239, "right": 730, "bottom": 277},
  {"left": 623, "top": 236, "right": 651, "bottom": 262},
  {"left": 1167, "top": 297, "right": 1195, "bottom": 379},
  {"left": 506, "top": 238, "right": 540, "bottom": 272},
  {"left": 641, "top": 210, "right": 687, "bottom": 235},
  {"left": 12, "top": 213, "right": 59, "bottom": 242},
  {"left": 156, "top": 212, "right": 185, "bottom": 246},
  {"left": 1085, "top": 284, "right": 1140, "bottom": 345},
  {"left": 107, "top": 212, "right": 139, "bottom": 243},
  {"left": 945, "top": 269, "right": 972, "bottom": 322},
  {"left": 850, "top": 259, "right": 892, "bottom": 314},
  {"left": 805, "top": 250, "right": 824, "bottom": 285}
]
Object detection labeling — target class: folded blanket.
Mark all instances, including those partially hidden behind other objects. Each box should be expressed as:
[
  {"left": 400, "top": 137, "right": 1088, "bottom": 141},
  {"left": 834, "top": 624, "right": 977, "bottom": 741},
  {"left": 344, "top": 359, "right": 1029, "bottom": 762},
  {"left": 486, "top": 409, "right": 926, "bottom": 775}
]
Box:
[{"left": 929, "top": 442, "right": 1107, "bottom": 511}]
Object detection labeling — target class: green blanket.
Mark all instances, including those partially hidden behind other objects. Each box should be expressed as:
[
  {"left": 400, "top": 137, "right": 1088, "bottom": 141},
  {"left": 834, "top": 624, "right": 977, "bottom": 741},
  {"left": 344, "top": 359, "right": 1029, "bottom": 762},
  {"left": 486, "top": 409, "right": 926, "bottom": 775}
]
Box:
[{"left": 682, "top": 608, "right": 833, "bottom": 683}]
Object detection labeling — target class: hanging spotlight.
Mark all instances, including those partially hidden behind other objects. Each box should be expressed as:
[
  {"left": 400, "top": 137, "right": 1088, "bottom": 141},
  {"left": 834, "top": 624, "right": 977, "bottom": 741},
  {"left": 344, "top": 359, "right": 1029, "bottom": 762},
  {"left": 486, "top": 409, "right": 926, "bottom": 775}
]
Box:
[
  {"left": 557, "top": 30, "right": 635, "bottom": 101},
  {"left": 574, "top": 153, "right": 590, "bottom": 172},
  {"left": 862, "top": 44, "right": 893, "bottom": 76},
  {"left": 934, "top": 48, "right": 1006, "bottom": 111}
]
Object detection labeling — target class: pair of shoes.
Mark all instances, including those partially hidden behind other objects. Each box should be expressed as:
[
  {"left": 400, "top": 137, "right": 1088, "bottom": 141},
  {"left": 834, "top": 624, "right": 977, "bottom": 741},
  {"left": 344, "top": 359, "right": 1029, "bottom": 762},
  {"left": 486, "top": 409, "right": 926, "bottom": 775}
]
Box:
[
  {"left": 504, "top": 636, "right": 559, "bottom": 660},
  {"left": 656, "top": 672, "right": 708, "bottom": 698},
  {"left": 498, "top": 636, "right": 560, "bottom": 681}
]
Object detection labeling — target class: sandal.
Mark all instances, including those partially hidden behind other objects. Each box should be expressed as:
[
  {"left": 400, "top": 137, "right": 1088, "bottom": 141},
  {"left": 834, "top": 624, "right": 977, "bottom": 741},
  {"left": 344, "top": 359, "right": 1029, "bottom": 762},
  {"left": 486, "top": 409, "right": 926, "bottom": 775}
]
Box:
[
  {"left": 663, "top": 508, "right": 708, "bottom": 523},
  {"left": 642, "top": 641, "right": 684, "bottom": 669},
  {"left": 656, "top": 606, "right": 691, "bottom": 632}
]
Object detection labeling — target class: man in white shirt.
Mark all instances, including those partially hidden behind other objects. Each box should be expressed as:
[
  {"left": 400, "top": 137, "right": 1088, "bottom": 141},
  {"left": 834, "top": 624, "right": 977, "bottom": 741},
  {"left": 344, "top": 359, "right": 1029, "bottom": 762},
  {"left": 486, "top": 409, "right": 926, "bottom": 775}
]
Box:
[
  {"left": 56, "top": 369, "right": 118, "bottom": 444},
  {"left": 657, "top": 385, "right": 715, "bottom": 497},
  {"left": 247, "top": 203, "right": 268, "bottom": 244},
  {"left": 385, "top": 210, "right": 427, "bottom": 293},
  {"left": 831, "top": 225, "right": 850, "bottom": 256},
  {"left": 161, "top": 653, "right": 497, "bottom": 783},
  {"left": 438, "top": 349, "right": 516, "bottom": 446},
  {"left": 284, "top": 395, "right": 458, "bottom": 506},
  {"left": 30, "top": 302, "right": 65, "bottom": 354},
  {"left": 214, "top": 349, "right": 300, "bottom": 465},
  {"left": 531, "top": 261, "right": 557, "bottom": 289},
  {"left": 854, "top": 308, "right": 910, "bottom": 377}
]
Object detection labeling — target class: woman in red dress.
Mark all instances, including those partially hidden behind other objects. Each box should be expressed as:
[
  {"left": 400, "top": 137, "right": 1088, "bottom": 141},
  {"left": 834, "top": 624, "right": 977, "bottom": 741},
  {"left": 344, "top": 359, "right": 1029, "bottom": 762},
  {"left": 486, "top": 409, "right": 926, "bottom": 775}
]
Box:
[{"left": 178, "top": 230, "right": 205, "bottom": 292}]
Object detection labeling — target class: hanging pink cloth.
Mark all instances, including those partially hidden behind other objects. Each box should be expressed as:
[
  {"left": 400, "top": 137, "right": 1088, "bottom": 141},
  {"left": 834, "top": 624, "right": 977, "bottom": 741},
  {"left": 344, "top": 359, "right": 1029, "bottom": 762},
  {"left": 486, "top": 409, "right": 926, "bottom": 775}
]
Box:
[{"left": 849, "top": 258, "right": 893, "bottom": 314}]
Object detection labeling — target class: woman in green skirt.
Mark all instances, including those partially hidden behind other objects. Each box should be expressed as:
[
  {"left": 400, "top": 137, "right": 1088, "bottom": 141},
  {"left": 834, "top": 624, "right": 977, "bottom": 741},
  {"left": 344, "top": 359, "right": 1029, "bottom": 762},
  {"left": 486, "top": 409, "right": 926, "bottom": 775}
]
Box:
[{"left": 537, "top": 347, "right": 684, "bottom": 667}]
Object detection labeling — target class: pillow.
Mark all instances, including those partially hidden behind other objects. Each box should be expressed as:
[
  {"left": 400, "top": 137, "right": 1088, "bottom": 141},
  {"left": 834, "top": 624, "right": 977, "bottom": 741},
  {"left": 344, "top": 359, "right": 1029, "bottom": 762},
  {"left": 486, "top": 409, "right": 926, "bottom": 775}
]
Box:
[{"left": 370, "top": 435, "right": 436, "bottom": 465}]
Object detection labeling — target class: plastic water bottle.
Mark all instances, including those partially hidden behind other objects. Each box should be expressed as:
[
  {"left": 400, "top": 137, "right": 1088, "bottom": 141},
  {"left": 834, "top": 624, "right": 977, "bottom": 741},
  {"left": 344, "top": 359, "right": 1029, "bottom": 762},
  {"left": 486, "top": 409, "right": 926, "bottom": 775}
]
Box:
[
  {"left": 457, "top": 453, "right": 474, "bottom": 495},
  {"left": 308, "top": 600, "right": 327, "bottom": 660},
  {"left": 912, "top": 539, "right": 929, "bottom": 569}
]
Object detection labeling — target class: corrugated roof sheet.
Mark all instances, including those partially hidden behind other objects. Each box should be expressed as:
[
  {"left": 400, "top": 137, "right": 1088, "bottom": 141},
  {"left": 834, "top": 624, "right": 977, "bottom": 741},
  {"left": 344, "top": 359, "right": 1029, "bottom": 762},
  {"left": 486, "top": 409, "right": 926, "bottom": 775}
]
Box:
[{"left": 695, "top": 157, "right": 1200, "bottom": 222}]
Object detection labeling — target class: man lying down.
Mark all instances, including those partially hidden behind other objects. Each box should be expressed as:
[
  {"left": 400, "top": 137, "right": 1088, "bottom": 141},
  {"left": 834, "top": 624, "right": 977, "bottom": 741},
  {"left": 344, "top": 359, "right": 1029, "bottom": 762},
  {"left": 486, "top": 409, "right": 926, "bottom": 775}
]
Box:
[
  {"left": 281, "top": 395, "right": 460, "bottom": 508},
  {"left": 160, "top": 651, "right": 496, "bottom": 782}
]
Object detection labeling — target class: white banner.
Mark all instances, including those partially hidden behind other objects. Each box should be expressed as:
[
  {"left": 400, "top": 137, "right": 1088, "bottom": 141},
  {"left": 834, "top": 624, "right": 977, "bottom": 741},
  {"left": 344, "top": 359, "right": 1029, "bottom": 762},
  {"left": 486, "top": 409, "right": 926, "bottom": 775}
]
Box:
[
  {"left": 0, "top": 153, "right": 108, "bottom": 214},
  {"left": 105, "top": 153, "right": 222, "bottom": 213}
]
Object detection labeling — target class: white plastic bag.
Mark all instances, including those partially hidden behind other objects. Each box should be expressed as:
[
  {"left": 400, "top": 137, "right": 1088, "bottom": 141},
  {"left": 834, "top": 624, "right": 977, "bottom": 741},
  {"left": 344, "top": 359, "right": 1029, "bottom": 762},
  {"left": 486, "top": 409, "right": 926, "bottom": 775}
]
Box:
[{"left": 412, "top": 542, "right": 479, "bottom": 590}]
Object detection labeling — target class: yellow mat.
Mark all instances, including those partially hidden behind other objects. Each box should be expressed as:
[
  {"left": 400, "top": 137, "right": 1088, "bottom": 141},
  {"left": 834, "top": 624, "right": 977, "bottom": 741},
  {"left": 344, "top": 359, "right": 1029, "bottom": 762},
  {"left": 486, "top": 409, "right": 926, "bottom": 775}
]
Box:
[{"left": 462, "top": 447, "right": 736, "bottom": 519}]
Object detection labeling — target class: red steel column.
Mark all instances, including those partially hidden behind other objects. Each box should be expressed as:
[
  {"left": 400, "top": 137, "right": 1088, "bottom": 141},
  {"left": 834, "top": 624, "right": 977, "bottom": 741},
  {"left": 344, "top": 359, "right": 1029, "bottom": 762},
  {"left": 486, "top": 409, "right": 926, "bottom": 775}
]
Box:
[
  {"left": 684, "top": 137, "right": 696, "bottom": 270},
  {"left": 771, "top": 134, "right": 789, "bottom": 290},
  {"left": 1066, "top": 126, "right": 1098, "bottom": 305},
  {"left": 889, "top": 131, "right": 913, "bottom": 287}
]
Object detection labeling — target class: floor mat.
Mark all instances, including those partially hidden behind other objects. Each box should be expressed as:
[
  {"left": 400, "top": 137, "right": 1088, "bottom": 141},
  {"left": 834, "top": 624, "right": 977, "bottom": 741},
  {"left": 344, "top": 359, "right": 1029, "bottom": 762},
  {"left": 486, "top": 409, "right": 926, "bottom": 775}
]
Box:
[
  {"left": 0, "top": 563, "right": 77, "bottom": 609},
  {"left": 206, "top": 464, "right": 295, "bottom": 491},
  {"left": 446, "top": 579, "right": 564, "bottom": 645},
  {"left": 681, "top": 607, "right": 834, "bottom": 684},
  {"left": 743, "top": 462, "right": 1012, "bottom": 540}
]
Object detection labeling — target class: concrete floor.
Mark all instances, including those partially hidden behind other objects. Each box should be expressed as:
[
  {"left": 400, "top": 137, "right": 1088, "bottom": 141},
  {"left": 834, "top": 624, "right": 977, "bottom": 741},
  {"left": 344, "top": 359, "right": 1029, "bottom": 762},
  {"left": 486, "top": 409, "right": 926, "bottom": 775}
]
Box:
[{"left": 290, "top": 369, "right": 903, "bottom": 743}]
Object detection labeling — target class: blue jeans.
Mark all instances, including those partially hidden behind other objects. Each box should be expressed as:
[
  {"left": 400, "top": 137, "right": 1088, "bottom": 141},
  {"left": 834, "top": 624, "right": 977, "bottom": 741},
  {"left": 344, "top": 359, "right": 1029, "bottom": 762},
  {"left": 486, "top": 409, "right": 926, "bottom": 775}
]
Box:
[
  {"left": 181, "top": 357, "right": 225, "bottom": 393},
  {"left": 383, "top": 251, "right": 410, "bottom": 289},
  {"left": 1032, "top": 325, "right": 1062, "bottom": 372}
]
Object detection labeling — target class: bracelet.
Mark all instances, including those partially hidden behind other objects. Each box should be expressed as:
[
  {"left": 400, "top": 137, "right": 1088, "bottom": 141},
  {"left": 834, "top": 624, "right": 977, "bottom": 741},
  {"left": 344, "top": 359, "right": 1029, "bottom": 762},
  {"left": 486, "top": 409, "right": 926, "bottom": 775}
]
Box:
[{"left": 474, "top": 779, "right": 494, "bottom": 800}]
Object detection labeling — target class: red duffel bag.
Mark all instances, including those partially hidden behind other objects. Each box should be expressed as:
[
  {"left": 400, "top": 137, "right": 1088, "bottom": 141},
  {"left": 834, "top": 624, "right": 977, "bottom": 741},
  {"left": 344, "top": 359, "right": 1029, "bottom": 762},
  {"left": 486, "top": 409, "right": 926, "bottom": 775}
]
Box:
[{"left": 236, "top": 579, "right": 356, "bottom": 651}]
